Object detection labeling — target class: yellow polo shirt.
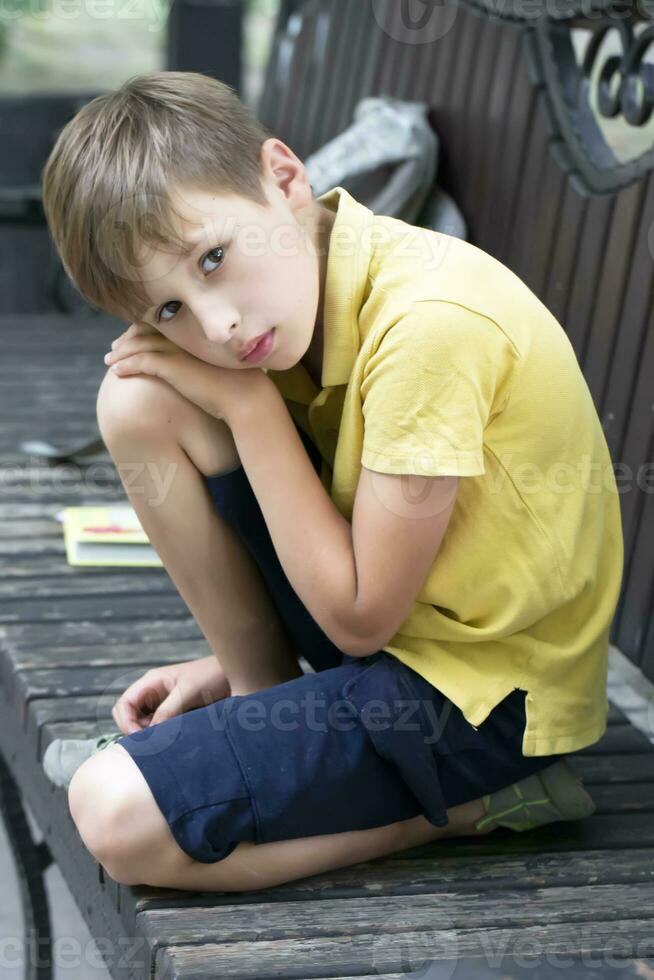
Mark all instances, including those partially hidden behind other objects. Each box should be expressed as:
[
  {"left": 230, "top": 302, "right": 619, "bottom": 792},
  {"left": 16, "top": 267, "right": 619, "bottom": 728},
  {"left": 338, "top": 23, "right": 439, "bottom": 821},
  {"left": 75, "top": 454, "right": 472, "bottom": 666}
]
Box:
[{"left": 265, "top": 186, "right": 624, "bottom": 757}]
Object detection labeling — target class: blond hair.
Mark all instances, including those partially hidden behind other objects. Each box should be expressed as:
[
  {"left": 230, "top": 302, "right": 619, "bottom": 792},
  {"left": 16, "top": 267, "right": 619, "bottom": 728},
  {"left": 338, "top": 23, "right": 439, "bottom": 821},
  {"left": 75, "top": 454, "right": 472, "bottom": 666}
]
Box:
[{"left": 41, "top": 71, "right": 274, "bottom": 322}]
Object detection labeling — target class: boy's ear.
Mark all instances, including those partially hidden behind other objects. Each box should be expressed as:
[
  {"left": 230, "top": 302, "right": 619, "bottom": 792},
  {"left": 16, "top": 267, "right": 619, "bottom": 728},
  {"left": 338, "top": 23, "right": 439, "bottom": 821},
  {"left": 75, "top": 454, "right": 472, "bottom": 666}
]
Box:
[{"left": 260, "top": 138, "right": 312, "bottom": 210}]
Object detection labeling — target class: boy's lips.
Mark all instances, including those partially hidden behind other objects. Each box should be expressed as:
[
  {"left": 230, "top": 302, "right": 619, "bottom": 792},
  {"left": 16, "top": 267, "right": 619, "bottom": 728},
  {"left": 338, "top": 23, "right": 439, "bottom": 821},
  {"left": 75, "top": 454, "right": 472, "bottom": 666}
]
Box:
[
  {"left": 237, "top": 330, "right": 267, "bottom": 360},
  {"left": 238, "top": 328, "right": 275, "bottom": 362}
]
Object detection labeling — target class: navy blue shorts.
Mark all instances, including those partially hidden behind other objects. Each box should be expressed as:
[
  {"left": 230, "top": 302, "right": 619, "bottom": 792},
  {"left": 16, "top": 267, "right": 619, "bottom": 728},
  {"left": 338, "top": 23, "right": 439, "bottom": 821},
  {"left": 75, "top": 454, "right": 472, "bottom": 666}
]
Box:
[{"left": 116, "top": 421, "right": 563, "bottom": 863}]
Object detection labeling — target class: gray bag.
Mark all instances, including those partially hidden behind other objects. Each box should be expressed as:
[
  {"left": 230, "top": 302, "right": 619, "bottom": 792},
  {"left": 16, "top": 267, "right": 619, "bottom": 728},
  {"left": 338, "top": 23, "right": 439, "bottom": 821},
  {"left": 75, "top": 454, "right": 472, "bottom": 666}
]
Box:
[{"left": 304, "top": 94, "right": 467, "bottom": 238}]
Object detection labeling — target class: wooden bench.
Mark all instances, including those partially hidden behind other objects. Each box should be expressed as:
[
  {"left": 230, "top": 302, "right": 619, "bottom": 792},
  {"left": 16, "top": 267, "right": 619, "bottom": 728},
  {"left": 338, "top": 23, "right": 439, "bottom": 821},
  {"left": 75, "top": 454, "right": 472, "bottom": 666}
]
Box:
[{"left": 2, "top": 1, "right": 654, "bottom": 977}]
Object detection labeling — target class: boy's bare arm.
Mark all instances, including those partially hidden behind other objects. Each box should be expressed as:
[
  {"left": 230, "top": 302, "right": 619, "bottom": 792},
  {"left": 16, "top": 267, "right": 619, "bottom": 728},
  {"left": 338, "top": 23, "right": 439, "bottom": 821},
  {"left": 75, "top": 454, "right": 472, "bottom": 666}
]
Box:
[{"left": 226, "top": 382, "right": 459, "bottom": 657}]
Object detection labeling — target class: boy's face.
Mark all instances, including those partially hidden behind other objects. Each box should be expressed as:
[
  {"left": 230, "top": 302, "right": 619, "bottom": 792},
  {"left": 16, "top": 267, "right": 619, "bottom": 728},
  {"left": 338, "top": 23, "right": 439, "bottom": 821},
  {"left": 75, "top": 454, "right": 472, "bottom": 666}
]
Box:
[{"left": 132, "top": 139, "right": 333, "bottom": 371}]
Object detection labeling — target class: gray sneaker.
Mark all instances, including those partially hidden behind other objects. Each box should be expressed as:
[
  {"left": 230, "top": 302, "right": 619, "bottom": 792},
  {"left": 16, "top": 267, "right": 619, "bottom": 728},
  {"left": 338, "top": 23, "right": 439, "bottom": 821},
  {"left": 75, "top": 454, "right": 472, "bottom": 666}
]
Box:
[
  {"left": 474, "top": 758, "right": 597, "bottom": 833},
  {"left": 42, "top": 732, "right": 124, "bottom": 789}
]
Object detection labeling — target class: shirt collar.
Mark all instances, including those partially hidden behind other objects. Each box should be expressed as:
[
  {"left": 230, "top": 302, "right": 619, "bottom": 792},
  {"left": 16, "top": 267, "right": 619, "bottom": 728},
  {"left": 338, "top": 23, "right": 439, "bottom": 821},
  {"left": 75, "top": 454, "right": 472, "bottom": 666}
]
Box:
[
  {"left": 266, "top": 185, "right": 375, "bottom": 403},
  {"left": 319, "top": 185, "right": 375, "bottom": 387}
]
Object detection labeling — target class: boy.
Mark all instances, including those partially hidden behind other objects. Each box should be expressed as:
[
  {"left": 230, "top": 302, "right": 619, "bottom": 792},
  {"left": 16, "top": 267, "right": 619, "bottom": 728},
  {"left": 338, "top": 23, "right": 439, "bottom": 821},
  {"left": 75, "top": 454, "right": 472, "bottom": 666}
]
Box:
[{"left": 41, "top": 71, "right": 621, "bottom": 893}]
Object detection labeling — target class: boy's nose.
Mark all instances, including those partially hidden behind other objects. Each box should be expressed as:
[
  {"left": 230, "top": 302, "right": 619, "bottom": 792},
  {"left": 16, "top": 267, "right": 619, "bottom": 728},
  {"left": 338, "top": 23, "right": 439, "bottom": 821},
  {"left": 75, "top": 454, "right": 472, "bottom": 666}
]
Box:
[{"left": 198, "top": 314, "right": 240, "bottom": 347}]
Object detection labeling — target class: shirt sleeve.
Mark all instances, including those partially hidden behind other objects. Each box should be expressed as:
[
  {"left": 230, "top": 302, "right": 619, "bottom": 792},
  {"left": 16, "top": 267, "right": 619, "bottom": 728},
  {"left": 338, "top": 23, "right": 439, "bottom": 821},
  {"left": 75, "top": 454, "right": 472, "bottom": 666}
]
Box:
[{"left": 360, "top": 302, "right": 518, "bottom": 477}]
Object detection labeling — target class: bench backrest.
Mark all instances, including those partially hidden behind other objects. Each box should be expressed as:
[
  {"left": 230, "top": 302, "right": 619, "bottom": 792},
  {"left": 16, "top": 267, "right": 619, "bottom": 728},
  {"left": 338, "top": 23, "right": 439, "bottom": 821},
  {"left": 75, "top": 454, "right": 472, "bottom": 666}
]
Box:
[{"left": 257, "top": 0, "right": 654, "bottom": 683}]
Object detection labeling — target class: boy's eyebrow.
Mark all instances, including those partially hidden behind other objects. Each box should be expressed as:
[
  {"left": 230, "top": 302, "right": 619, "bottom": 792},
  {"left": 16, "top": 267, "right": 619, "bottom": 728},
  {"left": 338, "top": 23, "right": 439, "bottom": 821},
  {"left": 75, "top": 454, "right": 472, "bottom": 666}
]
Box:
[{"left": 180, "top": 230, "right": 209, "bottom": 249}]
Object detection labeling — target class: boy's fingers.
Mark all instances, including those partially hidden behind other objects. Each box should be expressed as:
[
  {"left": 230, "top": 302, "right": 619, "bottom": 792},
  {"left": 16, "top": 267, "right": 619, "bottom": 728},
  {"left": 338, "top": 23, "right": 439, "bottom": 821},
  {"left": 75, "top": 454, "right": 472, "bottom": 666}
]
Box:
[
  {"left": 107, "top": 336, "right": 177, "bottom": 362},
  {"left": 111, "top": 321, "right": 156, "bottom": 349},
  {"left": 112, "top": 699, "right": 140, "bottom": 734},
  {"left": 150, "top": 695, "right": 177, "bottom": 726},
  {"left": 113, "top": 691, "right": 150, "bottom": 731},
  {"left": 113, "top": 674, "right": 170, "bottom": 731}
]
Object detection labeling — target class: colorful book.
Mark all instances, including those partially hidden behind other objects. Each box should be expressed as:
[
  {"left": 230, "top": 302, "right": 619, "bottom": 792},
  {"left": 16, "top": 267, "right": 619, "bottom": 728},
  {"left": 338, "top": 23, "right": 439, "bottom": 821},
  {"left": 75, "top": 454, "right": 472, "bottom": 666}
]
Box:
[{"left": 58, "top": 505, "right": 163, "bottom": 567}]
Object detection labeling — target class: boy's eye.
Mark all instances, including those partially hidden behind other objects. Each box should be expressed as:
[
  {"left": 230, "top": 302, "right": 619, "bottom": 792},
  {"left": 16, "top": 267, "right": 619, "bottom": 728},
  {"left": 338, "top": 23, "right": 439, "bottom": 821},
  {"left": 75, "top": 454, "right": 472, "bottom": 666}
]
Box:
[{"left": 157, "top": 245, "right": 226, "bottom": 324}]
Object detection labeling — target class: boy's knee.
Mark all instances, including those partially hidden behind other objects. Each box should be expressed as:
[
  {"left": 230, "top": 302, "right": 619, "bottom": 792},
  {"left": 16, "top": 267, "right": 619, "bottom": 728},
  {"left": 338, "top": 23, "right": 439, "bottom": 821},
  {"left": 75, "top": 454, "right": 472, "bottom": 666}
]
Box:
[
  {"left": 68, "top": 747, "right": 149, "bottom": 877},
  {"left": 95, "top": 366, "right": 241, "bottom": 477},
  {"left": 68, "top": 752, "right": 125, "bottom": 863},
  {"left": 96, "top": 369, "right": 179, "bottom": 445},
  {"left": 68, "top": 746, "right": 187, "bottom": 885}
]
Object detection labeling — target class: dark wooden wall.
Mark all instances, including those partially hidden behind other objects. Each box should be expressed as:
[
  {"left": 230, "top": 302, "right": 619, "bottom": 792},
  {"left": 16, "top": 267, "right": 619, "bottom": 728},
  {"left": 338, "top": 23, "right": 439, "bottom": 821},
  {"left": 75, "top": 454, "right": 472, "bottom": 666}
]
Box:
[{"left": 257, "top": 0, "right": 654, "bottom": 683}]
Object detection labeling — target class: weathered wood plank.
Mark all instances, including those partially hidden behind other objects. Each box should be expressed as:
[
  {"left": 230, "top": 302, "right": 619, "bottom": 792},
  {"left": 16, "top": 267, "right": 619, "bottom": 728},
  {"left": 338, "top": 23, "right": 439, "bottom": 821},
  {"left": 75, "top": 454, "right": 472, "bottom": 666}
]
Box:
[
  {"left": 0, "top": 592, "right": 189, "bottom": 625},
  {"left": 476, "top": 25, "right": 523, "bottom": 255},
  {"left": 0, "top": 476, "right": 121, "bottom": 495},
  {"left": 582, "top": 180, "right": 645, "bottom": 411},
  {"left": 0, "top": 573, "right": 174, "bottom": 601},
  {"left": 0, "top": 556, "right": 107, "bottom": 577},
  {"left": 0, "top": 519, "right": 74, "bottom": 538},
  {"left": 153, "top": 916, "right": 654, "bottom": 980},
  {"left": 0, "top": 616, "right": 202, "bottom": 651},
  {"left": 0, "top": 485, "right": 125, "bottom": 505},
  {"left": 543, "top": 180, "right": 588, "bottom": 329},
  {"left": 136, "top": 882, "right": 654, "bottom": 952},
  {"left": 458, "top": 17, "right": 506, "bottom": 229},
  {"left": 127, "top": 846, "right": 654, "bottom": 912},
  {"left": 0, "top": 500, "right": 126, "bottom": 526},
  {"left": 5, "top": 638, "right": 210, "bottom": 671},
  {"left": 0, "top": 502, "right": 82, "bottom": 518},
  {"left": 567, "top": 754, "right": 654, "bottom": 785},
  {"left": 576, "top": 724, "right": 654, "bottom": 755},
  {"left": 0, "top": 538, "right": 94, "bottom": 556}
]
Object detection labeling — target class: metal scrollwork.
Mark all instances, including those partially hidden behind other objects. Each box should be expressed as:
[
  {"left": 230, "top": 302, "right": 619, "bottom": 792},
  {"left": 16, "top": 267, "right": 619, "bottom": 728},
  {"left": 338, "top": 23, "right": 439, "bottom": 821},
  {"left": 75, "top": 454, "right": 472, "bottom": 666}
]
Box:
[
  {"left": 529, "top": 5, "right": 654, "bottom": 193},
  {"left": 581, "top": 18, "right": 654, "bottom": 126},
  {"left": 455, "top": 0, "right": 654, "bottom": 191}
]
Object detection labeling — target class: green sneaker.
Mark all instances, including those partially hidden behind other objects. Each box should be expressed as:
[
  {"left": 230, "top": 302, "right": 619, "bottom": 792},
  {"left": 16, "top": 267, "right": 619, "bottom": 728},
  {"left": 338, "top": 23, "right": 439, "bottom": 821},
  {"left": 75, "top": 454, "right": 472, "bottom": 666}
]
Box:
[
  {"left": 42, "top": 732, "right": 124, "bottom": 789},
  {"left": 474, "top": 758, "right": 596, "bottom": 833}
]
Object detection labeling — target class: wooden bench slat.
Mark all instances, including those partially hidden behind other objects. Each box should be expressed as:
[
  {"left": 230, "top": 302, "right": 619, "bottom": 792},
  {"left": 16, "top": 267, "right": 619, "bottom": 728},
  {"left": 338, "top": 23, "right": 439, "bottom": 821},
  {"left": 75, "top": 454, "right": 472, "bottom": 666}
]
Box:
[
  {"left": 582, "top": 181, "right": 644, "bottom": 412},
  {"left": 0, "top": 592, "right": 189, "bottom": 626},
  {"left": 137, "top": 881, "right": 654, "bottom": 951},
  {"left": 6, "top": 638, "right": 210, "bottom": 671},
  {"left": 506, "top": 91, "right": 552, "bottom": 286},
  {"left": 543, "top": 180, "right": 588, "bottom": 327},
  {"left": 493, "top": 44, "right": 538, "bottom": 265},
  {"left": 567, "top": 753, "right": 654, "bottom": 785},
  {"left": 128, "top": 846, "right": 654, "bottom": 911},
  {"left": 0, "top": 616, "right": 201, "bottom": 651},
  {"left": 476, "top": 26, "right": 523, "bottom": 254},
  {"left": 0, "top": 573, "right": 174, "bottom": 601},
  {"left": 458, "top": 19, "right": 507, "bottom": 237},
  {"left": 563, "top": 193, "right": 615, "bottom": 362},
  {"left": 575, "top": 723, "right": 653, "bottom": 754},
  {"left": 153, "top": 915, "right": 654, "bottom": 980},
  {"left": 0, "top": 555, "right": 170, "bottom": 578}
]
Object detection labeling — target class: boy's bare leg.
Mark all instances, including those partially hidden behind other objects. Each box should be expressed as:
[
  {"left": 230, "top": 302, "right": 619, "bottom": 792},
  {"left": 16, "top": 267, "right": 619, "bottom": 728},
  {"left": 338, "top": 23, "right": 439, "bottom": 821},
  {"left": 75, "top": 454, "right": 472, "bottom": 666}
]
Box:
[
  {"left": 73, "top": 743, "right": 491, "bottom": 892},
  {"left": 96, "top": 371, "right": 304, "bottom": 695}
]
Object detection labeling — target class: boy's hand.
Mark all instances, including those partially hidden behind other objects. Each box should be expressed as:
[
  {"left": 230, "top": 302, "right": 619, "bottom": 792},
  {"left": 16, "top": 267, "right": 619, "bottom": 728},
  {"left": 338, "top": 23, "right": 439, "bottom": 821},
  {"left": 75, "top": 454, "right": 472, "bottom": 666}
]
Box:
[
  {"left": 104, "top": 321, "right": 274, "bottom": 424},
  {"left": 112, "top": 655, "right": 231, "bottom": 735}
]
